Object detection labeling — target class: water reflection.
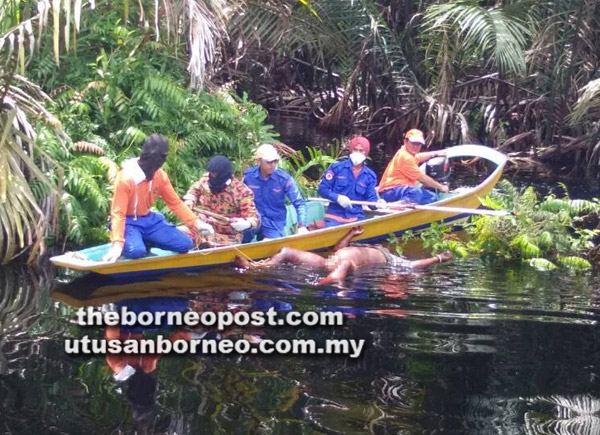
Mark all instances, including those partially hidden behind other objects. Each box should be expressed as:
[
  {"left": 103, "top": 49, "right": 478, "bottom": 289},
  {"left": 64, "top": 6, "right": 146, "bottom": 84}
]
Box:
[
  {"left": 1, "top": 258, "right": 600, "bottom": 433},
  {"left": 524, "top": 395, "right": 600, "bottom": 435},
  {"left": 56, "top": 278, "right": 304, "bottom": 431}
]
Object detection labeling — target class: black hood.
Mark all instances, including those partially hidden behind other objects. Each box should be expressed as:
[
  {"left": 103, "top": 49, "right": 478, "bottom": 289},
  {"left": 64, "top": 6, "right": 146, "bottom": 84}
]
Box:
[
  {"left": 127, "top": 369, "right": 157, "bottom": 407},
  {"left": 138, "top": 134, "right": 169, "bottom": 180},
  {"left": 207, "top": 155, "right": 233, "bottom": 194},
  {"left": 127, "top": 370, "right": 157, "bottom": 421}
]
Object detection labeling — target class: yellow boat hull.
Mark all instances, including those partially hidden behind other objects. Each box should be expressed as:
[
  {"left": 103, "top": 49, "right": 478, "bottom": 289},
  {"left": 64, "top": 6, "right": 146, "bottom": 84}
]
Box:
[{"left": 50, "top": 145, "right": 506, "bottom": 276}]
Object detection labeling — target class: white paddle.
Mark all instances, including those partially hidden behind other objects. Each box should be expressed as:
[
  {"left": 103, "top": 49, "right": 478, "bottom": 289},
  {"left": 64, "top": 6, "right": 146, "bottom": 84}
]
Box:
[{"left": 308, "top": 197, "right": 511, "bottom": 217}]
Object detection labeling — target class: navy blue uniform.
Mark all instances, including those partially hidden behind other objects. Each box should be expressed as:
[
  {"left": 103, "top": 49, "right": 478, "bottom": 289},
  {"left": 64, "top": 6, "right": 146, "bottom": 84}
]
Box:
[
  {"left": 243, "top": 167, "right": 306, "bottom": 239},
  {"left": 318, "top": 159, "right": 378, "bottom": 227}
]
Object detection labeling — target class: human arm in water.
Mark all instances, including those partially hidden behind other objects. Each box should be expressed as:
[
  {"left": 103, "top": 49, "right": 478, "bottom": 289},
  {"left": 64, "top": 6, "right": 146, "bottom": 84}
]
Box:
[{"left": 333, "top": 226, "right": 364, "bottom": 251}]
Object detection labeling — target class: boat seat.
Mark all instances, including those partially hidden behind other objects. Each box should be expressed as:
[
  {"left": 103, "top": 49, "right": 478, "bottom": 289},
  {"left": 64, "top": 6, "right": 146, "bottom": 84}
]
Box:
[
  {"left": 282, "top": 201, "right": 326, "bottom": 236},
  {"left": 73, "top": 243, "right": 182, "bottom": 261}
]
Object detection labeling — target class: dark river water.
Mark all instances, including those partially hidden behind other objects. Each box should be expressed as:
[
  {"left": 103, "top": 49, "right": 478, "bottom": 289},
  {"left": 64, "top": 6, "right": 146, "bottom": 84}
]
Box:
[
  {"left": 3, "top": 118, "right": 600, "bottom": 434},
  {"left": 2, "top": 252, "right": 600, "bottom": 434}
]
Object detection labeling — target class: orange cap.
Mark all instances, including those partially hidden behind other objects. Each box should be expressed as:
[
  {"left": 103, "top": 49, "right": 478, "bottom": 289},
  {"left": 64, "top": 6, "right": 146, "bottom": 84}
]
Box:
[{"left": 405, "top": 129, "right": 425, "bottom": 145}]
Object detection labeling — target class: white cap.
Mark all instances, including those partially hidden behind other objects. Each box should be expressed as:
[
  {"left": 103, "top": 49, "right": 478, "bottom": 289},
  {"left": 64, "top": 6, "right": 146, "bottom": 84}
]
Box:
[{"left": 256, "top": 144, "right": 280, "bottom": 161}]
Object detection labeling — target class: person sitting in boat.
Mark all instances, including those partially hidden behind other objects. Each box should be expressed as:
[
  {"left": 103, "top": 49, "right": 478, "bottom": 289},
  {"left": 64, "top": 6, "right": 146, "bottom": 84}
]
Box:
[
  {"left": 103, "top": 134, "right": 214, "bottom": 263},
  {"left": 235, "top": 226, "right": 453, "bottom": 283},
  {"left": 378, "top": 129, "right": 448, "bottom": 205},
  {"left": 318, "top": 136, "right": 384, "bottom": 227},
  {"left": 183, "top": 155, "right": 260, "bottom": 246},
  {"left": 243, "top": 144, "right": 308, "bottom": 240}
]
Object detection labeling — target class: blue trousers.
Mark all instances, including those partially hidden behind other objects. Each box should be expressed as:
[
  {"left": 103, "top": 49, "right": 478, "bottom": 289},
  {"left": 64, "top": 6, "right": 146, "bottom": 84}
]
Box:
[
  {"left": 259, "top": 223, "right": 284, "bottom": 239},
  {"left": 122, "top": 212, "right": 193, "bottom": 259},
  {"left": 380, "top": 186, "right": 439, "bottom": 205},
  {"left": 241, "top": 228, "right": 259, "bottom": 243},
  {"left": 258, "top": 217, "right": 286, "bottom": 239}
]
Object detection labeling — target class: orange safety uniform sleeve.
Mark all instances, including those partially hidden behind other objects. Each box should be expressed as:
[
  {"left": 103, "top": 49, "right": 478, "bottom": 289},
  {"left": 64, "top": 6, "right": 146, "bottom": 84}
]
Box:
[
  {"left": 156, "top": 170, "right": 197, "bottom": 228},
  {"left": 109, "top": 172, "right": 132, "bottom": 245}
]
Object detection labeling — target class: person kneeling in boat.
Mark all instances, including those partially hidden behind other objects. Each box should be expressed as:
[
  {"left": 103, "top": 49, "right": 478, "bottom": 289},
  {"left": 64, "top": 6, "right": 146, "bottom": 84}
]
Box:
[
  {"left": 243, "top": 144, "right": 308, "bottom": 240},
  {"left": 378, "top": 129, "right": 448, "bottom": 205},
  {"left": 183, "top": 155, "right": 260, "bottom": 247},
  {"left": 103, "top": 134, "right": 214, "bottom": 263},
  {"left": 318, "top": 136, "right": 384, "bottom": 227},
  {"left": 235, "top": 226, "right": 452, "bottom": 283}
]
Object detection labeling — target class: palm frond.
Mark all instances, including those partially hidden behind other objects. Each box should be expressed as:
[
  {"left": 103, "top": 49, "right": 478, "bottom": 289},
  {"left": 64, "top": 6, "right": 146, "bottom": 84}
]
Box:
[
  {"left": 423, "top": 0, "right": 529, "bottom": 77},
  {"left": 570, "top": 78, "right": 600, "bottom": 124},
  {"left": 0, "top": 108, "right": 60, "bottom": 263}
]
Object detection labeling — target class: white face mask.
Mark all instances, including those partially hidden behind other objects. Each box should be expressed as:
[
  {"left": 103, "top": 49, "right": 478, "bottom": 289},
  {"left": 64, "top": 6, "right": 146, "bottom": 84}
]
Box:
[{"left": 349, "top": 151, "right": 366, "bottom": 166}]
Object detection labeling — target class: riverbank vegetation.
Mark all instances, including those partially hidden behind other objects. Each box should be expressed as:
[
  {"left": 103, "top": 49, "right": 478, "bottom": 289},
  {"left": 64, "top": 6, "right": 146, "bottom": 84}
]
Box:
[
  {"left": 232, "top": 0, "right": 600, "bottom": 179},
  {"left": 0, "top": 4, "right": 280, "bottom": 262},
  {"left": 392, "top": 181, "right": 600, "bottom": 271},
  {"left": 2, "top": 0, "right": 600, "bottom": 263}
]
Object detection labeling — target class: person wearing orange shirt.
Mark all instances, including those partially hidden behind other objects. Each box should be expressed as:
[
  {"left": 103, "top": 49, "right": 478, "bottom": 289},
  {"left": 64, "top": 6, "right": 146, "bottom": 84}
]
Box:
[
  {"left": 378, "top": 129, "right": 448, "bottom": 204},
  {"left": 103, "top": 134, "right": 214, "bottom": 262}
]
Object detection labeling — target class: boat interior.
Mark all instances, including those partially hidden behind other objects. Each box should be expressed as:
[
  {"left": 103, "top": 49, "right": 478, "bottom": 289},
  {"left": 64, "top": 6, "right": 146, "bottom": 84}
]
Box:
[{"left": 69, "top": 190, "right": 465, "bottom": 263}]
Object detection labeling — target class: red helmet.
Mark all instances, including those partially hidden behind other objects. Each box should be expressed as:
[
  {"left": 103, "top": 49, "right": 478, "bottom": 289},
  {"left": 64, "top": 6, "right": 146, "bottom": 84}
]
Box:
[{"left": 348, "top": 136, "right": 370, "bottom": 155}]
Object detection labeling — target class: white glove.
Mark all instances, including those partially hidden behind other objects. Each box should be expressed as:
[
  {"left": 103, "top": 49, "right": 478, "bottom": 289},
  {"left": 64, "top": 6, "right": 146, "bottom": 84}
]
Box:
[
  {"left": 297, "top": 226, "right": 309, "bottom": 235},
  {"left": 336, "top": 194, "right": 352, "bottom": 209},
  {"left": 230, "top": 218, "right": 252, "bottom": 232},
  {"left": 102, "top": 244, "right": 123, "bottom": 263},
  {"left": 376, "top": 198, "right": 387, "bottom": 208},
  {"left": 195, "top": 219, "right": 215, "bottom": 235}
]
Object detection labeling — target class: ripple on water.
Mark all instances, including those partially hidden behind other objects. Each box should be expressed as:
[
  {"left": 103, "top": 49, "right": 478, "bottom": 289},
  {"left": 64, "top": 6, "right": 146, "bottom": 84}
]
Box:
[
  {"left": 374, "top": 375, "right": 421, "bottom": 409},
  {"left": 2, "top": 251, "right": 600, "bottom": 433}
]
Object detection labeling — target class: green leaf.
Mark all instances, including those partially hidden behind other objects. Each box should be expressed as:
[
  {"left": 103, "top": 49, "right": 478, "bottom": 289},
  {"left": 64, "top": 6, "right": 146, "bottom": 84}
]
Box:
[
  {"left": 558, "top": 256, "right": 592, "bottom": 271},
  {"left": 538, "top": 231, "right": 553, "bottom": 249},
  {"left": 510, "top": 234, "right": 540, "bottom": 258},
  {"left": 529, "top": 258, "right": 557, "bottom": 271}
]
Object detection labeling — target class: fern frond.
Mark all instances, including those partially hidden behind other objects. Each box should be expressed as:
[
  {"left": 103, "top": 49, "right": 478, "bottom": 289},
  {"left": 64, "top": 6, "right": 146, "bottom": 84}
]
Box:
[
  {"left": 510, "top": 234, "right": 541, "bottom": 258},
  {"left": 558, "top": 256, "right": 592, "bottom": 271},
  {"left": 569, "top": 199, "right": 600, "bottom": 214},
  {"left": 538, "top": 231, "right": 553, "bottom": 249},
  {"left": 98, "top": 156, "right": 119, "bottom": 182},
  {"left": 529, "top": 258, "right": 557, "bottom": 271},
  {"left": 144, "top": 75, "right": 187, "bottom": 106},
  {"left": 120, "top": 127, "right": 146, "bottom": 147},
  {"left": 539, "top": 198, "right": 575, "bottom": 213}
]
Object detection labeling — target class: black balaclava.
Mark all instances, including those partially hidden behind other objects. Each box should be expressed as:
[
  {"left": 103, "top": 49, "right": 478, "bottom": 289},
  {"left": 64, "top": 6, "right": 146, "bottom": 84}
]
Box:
[
  {"left": 207, "top": 155, "right": 233, "bottom": 194},
  {"left": 138, "top": 134, "right": 169, "bottom": 180},
  {"left": 126, "top": 370, "right": 157, "bottom": 421}
]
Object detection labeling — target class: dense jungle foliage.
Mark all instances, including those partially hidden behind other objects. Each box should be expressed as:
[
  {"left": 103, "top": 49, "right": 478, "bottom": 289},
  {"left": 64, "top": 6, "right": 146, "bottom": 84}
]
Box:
[{"left": 2, "top": 0, "right": 600, "bottom": 264}]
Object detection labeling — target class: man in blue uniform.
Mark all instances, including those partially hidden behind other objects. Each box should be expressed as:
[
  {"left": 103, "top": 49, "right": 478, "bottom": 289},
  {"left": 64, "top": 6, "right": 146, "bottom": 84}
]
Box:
[
  {"left": 318, "top": 136, "right": 383, "bottom": 227},
  {"left": 243, "top": 144, "right": 308, "bottom": 240}
]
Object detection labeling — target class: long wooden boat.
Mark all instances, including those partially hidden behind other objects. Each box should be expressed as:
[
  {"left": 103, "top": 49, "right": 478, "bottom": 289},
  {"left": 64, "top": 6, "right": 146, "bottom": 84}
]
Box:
[{"left": 50, "top": 145, "right": 507, "bottom": 277}]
